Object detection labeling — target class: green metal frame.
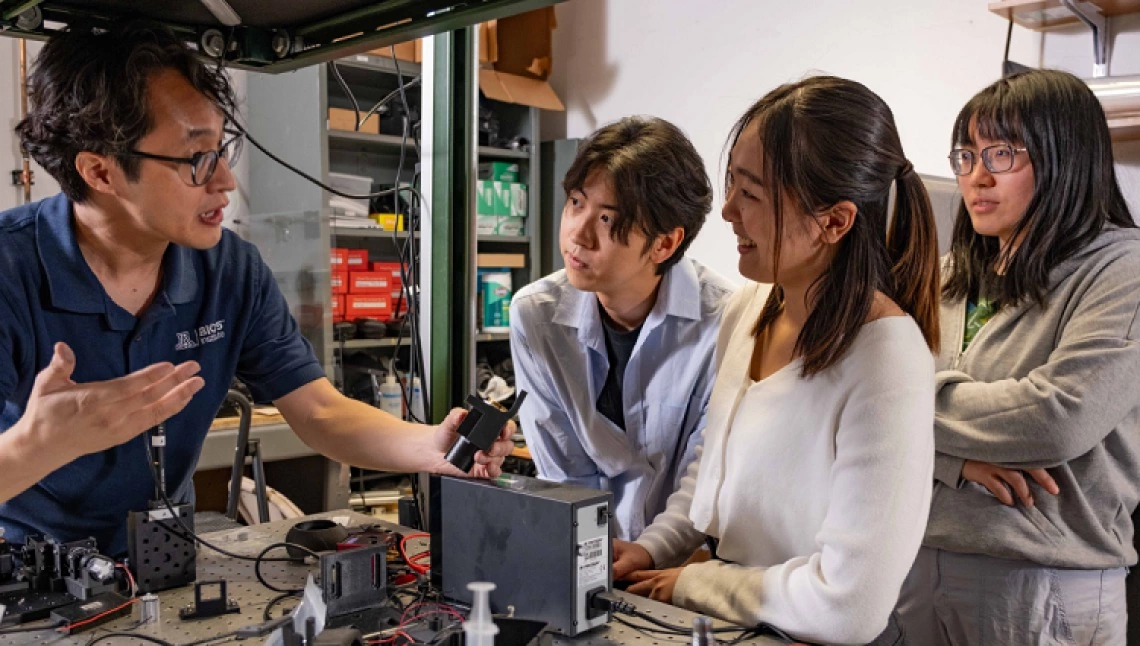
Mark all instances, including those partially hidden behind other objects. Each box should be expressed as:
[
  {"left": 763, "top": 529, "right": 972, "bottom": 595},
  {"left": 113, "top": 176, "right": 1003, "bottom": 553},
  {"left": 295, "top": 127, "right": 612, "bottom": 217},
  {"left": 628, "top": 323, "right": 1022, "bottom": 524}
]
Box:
[
  {"left": 429, "top": 27, "right": 475, "bottom": 423},
  {"left": 0, "top": 0, "right": 562, "bottom": 73}
]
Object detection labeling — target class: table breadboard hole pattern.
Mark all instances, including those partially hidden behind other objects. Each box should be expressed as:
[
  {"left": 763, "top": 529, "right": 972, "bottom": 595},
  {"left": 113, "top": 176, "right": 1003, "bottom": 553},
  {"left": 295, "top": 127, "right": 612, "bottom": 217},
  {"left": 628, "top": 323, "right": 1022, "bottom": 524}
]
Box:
[
  {"left": 0, "top": 513, "right": 778, "bottom": 645},
  {"left": 134, "top": 517, "right": 197, "bottom": 591}
]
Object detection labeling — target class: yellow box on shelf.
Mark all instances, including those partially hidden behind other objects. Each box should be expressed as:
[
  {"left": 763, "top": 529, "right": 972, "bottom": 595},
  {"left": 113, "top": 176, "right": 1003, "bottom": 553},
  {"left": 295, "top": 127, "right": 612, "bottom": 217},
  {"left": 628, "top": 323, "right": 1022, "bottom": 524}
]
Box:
[{"left": 370, "top": 213, "right": 405, "bottom": 231}]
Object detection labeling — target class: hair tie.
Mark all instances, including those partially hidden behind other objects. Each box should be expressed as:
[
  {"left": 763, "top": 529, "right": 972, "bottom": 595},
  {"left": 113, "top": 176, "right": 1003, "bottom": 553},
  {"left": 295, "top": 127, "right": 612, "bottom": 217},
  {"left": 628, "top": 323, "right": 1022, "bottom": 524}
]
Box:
[{"left": 897, "top": 161, "right": 914, "bottom": 179}]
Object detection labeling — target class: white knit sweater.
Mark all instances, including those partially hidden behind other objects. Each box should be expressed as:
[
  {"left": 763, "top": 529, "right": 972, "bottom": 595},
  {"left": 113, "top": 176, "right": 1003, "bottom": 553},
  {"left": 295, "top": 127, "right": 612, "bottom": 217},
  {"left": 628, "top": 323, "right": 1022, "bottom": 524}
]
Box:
[{"left": 636, "top": 283, "right": 935, "bottom": 645}]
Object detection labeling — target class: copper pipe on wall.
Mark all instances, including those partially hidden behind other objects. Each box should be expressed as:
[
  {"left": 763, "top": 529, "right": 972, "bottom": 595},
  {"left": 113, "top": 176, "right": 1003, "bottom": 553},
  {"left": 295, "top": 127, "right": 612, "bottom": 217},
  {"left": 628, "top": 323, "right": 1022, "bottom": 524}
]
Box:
[{"left": 18, "top": 38, "right": 31, "bottom": 204}]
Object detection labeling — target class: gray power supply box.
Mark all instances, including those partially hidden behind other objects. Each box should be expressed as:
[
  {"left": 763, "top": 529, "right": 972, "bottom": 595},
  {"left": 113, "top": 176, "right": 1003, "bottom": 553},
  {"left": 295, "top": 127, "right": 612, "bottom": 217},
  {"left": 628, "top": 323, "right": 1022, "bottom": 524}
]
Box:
[{"left": 438, "top": 475, "right": 613, "bottom": 636}]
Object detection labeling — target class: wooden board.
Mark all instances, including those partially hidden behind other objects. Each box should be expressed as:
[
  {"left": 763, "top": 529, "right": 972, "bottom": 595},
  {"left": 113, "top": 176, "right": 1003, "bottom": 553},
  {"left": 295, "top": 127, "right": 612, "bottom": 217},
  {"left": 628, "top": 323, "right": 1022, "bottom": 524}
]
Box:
[
  {"left": 989, "top": 0, "right": 1140, "bottom": 30},
  {"left": 1109, "top": 114, "right": 1140, "bottom": 141},
  {"left": 209, "top": 408, "right": 285, "bottom": 431}
]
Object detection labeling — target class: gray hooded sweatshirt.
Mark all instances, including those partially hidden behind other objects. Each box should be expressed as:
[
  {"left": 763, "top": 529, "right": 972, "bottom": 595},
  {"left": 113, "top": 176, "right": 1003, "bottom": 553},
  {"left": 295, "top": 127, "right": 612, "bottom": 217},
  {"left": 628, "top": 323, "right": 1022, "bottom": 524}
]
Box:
[{"left": 927, "top": 226, "right": 1140, "bottom": 569}]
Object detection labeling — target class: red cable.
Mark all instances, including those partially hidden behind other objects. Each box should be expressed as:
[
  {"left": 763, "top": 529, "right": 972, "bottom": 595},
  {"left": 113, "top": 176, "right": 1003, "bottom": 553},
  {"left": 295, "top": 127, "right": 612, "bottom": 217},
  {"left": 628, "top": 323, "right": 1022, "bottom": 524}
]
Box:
[
  {"left": 58, "top": 598, "right": 138, "bottom": 633},
  {"left": 399, "top": 533, "right": 431, "bottom": 575},
  {"left": 116, "top": 564, "right": 137, "bottom": 597}
]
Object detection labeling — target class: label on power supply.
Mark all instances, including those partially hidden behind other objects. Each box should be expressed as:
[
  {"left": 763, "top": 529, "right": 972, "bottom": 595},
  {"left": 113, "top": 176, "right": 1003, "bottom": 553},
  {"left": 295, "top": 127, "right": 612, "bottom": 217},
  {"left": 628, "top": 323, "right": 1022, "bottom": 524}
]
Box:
[{"left": 577, "top": 536, "right": 608, "bottom": 587}]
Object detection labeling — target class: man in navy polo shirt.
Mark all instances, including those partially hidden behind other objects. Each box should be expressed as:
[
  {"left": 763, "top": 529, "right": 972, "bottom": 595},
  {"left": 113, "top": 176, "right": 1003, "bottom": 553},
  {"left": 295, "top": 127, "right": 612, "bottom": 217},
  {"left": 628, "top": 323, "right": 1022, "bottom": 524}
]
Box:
[{"left": 0, "top": 23, "right": 512, "bottom": 557}]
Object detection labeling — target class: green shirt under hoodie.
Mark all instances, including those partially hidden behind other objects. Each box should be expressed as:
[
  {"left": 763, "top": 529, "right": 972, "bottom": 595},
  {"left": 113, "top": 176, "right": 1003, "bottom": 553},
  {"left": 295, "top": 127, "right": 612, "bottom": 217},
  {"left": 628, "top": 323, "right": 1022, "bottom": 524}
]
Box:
[{"left": 928, "top": 226, "right": 1140, "bottom": 569}]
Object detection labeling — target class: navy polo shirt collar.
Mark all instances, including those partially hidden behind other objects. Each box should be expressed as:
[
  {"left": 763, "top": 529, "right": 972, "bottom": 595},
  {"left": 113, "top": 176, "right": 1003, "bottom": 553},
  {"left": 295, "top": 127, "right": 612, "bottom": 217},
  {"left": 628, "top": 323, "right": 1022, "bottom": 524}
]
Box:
[{"left": 35, "top": 193, "right": 199, "bottom": 327}]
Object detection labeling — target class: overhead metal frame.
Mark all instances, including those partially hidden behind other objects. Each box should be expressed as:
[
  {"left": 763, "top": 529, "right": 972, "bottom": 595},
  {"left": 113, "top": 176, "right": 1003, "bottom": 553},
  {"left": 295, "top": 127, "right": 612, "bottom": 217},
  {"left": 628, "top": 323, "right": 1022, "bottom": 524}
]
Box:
[{"left": 0, "top": 0, "right": 561, "bottom": 73}]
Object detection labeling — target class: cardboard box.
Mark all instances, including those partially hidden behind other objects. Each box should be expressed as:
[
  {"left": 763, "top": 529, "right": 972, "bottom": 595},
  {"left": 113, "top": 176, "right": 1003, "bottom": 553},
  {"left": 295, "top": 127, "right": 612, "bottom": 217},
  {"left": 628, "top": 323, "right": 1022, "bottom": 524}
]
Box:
[
  {"left": 329, "top": 107, "right": 379, "bottom": 134},
  {"left": 495, "top": 8, "right": 555, "bottom": 79},
  {"left": 477, "top": 7, "right": 564, "bottom": 111},
  {"left": 349, "top": 272, "right": 392, "bottom": 294},
  {"left": 369, "top": 38, "right": 421, "bottom": 63},
  {"left": 331, "top": 272, "right": 349, "bottom": 295},
  {"left": 508, "top": 183, "right": 527, "bottom": 218},
  {"left": 346, "top": 249, "right": 370, "bottom": 270},
  {"left": 332, "top": 294, "right": 345, "bottom": 321},
  {"left": 479, "top": 68, "right": 564, "bottom": 111},
  {"left": 477, "top": 253, "right": 527, "bottom": 268},
  {"left": 479, "top": 162, "right": 520, "bottom": 182},
  {"left": 331, "top": 248, "right": 349, "bottom": 270},
  {"left": 346, "top": 294, "right": 392, "bottom": 320}
]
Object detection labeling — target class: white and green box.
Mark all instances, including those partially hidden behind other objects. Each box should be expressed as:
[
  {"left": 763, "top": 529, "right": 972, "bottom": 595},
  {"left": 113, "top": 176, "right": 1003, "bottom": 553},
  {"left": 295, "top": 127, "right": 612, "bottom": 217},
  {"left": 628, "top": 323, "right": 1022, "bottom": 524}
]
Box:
[
  {"left": 476, "top": 215, "right": 500, "bottom": 235},
  {"left": 478, "top": 161, "right": 520, "bottom": 183},
  {"left": 480, "top": 269, "right": 513, "bottom": 332},
  {"left": 508, "top": 183, "right": 528, "bottom": 218},
  {"left": 492, "top": 181, "right": 512, "bottom": 216},
  {"left": 496, "top": 217, "right": 526, "bottom": 237},
  {"left": 476, "top": 180, "right": 497, "bottom": 216}
]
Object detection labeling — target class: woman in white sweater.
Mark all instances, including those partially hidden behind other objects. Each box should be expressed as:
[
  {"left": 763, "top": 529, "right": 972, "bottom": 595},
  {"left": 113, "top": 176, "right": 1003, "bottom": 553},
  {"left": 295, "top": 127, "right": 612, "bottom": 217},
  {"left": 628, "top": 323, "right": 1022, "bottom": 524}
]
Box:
[{"left": 612, "top": 76, "right": 940, "bottom": 645}]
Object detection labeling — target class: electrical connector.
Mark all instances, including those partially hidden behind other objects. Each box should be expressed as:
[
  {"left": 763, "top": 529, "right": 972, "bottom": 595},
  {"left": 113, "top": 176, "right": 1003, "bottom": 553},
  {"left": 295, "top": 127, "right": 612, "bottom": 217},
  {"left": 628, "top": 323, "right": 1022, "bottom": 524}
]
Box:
[{"left": 586, "top": 588, "right": 635, "bottom": 617}]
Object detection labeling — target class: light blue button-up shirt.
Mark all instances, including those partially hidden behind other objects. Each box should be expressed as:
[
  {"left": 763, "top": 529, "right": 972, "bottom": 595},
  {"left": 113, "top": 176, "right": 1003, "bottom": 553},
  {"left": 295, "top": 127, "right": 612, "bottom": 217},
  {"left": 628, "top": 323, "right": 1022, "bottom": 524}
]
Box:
[{"left": 509, "top": 258, "right": 734, "bottom": 539}]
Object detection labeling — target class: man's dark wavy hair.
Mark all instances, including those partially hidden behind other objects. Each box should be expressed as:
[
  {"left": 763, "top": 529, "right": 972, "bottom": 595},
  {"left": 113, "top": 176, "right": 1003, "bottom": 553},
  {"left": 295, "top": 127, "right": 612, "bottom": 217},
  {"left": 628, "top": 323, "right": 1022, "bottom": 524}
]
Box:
[{"left": 16, "top": 22, "right": 237, "bottom": 202}]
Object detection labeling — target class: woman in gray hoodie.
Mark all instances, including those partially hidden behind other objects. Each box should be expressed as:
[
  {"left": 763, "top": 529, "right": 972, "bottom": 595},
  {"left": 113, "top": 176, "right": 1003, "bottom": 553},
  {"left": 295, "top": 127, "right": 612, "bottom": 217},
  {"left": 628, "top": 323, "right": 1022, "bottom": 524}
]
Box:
[{"left": 894, "top": 69, "right": 1140, "bottom": 645}]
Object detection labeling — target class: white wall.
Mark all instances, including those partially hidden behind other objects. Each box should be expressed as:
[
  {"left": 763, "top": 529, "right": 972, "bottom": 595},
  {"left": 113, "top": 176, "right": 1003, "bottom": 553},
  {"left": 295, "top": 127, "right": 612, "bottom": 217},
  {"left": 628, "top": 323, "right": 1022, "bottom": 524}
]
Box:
[
  {"left": 0, "top": 39, "right": 59, "bottom": 207},
  {"left": 544, "top": 0, "right": 1140, "bottom": 284}
]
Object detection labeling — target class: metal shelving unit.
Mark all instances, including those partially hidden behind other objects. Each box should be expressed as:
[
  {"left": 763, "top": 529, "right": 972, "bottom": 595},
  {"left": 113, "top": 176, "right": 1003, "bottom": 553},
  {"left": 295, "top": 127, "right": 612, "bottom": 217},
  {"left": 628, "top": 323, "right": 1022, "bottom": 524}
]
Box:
[
  {"left": 331, "top": 226, "right": 420, "bottom": 240},
  {"left": 478, "top": 145, "right": 530, "bottom": 159},
  {"left": 477, "top": 234, "right": 530, "bottom": 243}
]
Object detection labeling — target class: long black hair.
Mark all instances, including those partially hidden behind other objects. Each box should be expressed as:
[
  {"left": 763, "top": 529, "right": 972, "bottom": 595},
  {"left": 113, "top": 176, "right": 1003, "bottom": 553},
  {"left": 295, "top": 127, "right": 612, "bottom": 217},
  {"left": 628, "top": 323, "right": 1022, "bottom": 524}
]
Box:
[
  {"left": 943, "top": 69, "right": 1134, "bottom": 307},
  {"left": 728, "top": 76, "right": 941, "bottom": 377}
]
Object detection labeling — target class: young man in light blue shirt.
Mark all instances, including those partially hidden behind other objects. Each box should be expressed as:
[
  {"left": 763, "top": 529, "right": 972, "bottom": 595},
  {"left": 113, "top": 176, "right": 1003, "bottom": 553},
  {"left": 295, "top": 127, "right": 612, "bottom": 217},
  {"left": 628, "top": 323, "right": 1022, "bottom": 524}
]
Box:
[{"left": 510, "top": 117, "right": 733, "bottom": 540}]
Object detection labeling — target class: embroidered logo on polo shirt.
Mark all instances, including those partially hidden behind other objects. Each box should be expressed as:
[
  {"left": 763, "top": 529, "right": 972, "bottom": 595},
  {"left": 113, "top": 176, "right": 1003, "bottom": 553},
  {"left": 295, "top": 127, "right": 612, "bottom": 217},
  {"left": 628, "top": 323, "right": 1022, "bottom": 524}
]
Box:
[{"left": 175, "top": 319, "right": 226, "bottom": 351}]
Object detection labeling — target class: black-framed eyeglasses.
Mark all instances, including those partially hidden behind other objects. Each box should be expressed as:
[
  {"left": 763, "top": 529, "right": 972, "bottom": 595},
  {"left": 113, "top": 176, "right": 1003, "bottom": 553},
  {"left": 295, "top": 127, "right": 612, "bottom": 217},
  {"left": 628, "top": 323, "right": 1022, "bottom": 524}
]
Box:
[
  {"left": 948, "top": 143, "right": 1027, "bottom": 176},
  {"left": 122, "top": 130, "right": 243, "bottom": 186}
]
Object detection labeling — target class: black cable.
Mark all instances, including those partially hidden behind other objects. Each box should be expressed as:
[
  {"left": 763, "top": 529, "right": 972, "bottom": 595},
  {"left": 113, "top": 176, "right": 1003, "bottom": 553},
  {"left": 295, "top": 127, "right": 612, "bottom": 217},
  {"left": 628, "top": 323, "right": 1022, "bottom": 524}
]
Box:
[
  {"left": 254, "top": 542, "right": 320, "bottom": 594},
  {"left": 357, "top": 76, "right": 422, "bottom": 132},
  {"left": 589, "top": 591, "right": 750, "bottom": 636},
  {"left": 229, "top": 117, "right": 428, "bottom": 204},
  {"left": 388, "top": 45, "right": 430, "bottom": 427},
  {"left": 182, "top": 629, "right": 241, "bottom": 646},
  {"left": 140, "top": 438, "right": 310, "bottom": 566},
  {"left": 328, "top": 61, "right": 361, "bottom": 131},
  {"left": 86, "top": 634, "right": 176, "bottom": 646},
  {"left": 627, "top": 608, "right": 746, "bottom": 635},
  {"left": 0, "top": 620, "right": 65, "bottom": 634},
  {"left": 611, "top": 615, "right": 691, "bottom": 643},
  {"left": 263, "top": 591, "right": 301, "bottom": 621}
]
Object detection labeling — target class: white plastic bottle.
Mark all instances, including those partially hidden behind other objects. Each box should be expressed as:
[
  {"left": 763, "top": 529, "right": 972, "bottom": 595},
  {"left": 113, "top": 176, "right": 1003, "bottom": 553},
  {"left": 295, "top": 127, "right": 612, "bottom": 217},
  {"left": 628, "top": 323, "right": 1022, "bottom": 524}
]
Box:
[
  {"left": 464, "top": 582, "right": 498, "bottom": 646},
  {"left": 410, "top": 376, "right": 425, "bottom": 422},
  {"left": 379, "top": 372, "right": 403, "bottom": 418}
]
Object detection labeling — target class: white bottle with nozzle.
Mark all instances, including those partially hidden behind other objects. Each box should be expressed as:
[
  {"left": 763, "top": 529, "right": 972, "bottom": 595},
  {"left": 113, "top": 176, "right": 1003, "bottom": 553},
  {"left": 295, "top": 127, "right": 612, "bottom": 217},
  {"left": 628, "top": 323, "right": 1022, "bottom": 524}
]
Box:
[
  {"left": 410, "top": 376, "right": 425, "bottom": 422},
  {"left": 464, "top": 582, "right": 498, "bottom": 646},
  {"left": 379, "top": 371, "right": 403, "bottom": 419}
]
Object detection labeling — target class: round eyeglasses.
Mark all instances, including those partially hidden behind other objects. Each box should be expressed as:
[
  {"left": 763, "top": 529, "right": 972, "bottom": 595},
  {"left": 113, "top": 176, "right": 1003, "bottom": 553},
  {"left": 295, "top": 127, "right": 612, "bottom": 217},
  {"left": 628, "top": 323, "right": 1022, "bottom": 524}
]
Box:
[
  {"left": 122, "top": 131, "right": 243, "bottom": 186},
  {"left": 948, "top": 143, "right": 1027, "bottom": 176}
]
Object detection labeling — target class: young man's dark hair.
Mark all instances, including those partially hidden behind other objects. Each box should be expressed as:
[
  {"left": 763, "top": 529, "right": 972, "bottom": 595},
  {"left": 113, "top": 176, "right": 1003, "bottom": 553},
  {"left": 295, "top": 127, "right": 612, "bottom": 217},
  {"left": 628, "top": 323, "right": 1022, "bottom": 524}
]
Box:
[
  {"left": 16, "top": 22, "right": 238, "bottom": 203},
  {"left": 562, "top": 116, "right": 712, "bottom": 274}
]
